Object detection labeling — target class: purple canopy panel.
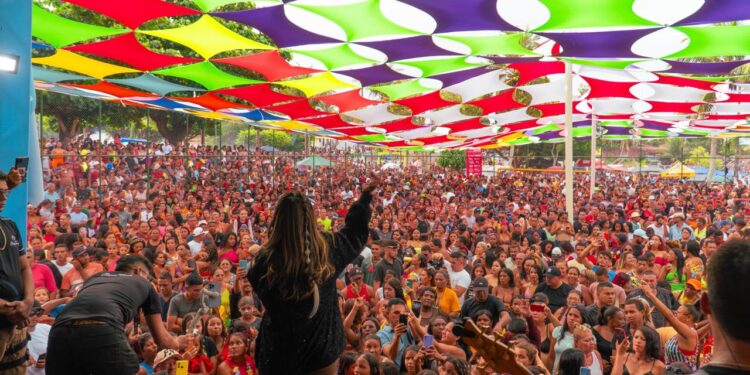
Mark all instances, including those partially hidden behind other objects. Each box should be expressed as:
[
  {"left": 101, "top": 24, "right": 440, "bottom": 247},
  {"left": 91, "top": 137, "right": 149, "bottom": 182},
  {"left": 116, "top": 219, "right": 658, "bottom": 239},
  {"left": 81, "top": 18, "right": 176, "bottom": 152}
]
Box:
[
  {"left": 401, "top": 0, "right": 520, "bottom": 33},
  {"left": 430, "top": 67, "right": 488, "bottom": 87},
  {"left": 663, "top": 59, "right": 750, "bottom": 75},
  {"left": 639, "top": 120, "right": 672, "bottom": 130},
  {"left": 536, "top": 131, "right": 561, "bottom": 141},
  {"left": 357, "top": 35, "right": 455, "bottom": 61},
  {"left": 538, "top": 28, "right": 657, "bottom": 58},
  {"left": 213, "top": 6, "right": 339, "bottom": 48},
  {"left": 603, "top": 126, "right": 632, "bottom": 136},
  {"left": 674, "top": 0, "right": 750, "bottom": 25},
  {"left": 341, "top": 64, "right": 410, "bottom": 86}
]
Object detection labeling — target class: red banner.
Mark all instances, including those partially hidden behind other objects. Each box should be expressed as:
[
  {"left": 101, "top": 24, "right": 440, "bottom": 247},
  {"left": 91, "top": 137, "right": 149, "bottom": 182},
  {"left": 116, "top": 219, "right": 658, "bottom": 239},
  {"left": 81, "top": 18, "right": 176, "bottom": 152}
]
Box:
[{"left": 466, "top": 150, "right": 482, "bottom": 177}]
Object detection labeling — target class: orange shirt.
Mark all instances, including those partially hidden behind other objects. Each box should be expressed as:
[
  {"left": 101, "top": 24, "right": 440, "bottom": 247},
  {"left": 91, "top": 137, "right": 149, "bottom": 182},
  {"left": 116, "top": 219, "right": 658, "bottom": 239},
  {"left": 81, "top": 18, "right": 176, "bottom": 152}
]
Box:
[
  {"left": 61, "top": 262, "right": 104, "bottom": 292},
  {"left": 436, "top": 287, "right": 460, "bottom": 315}
]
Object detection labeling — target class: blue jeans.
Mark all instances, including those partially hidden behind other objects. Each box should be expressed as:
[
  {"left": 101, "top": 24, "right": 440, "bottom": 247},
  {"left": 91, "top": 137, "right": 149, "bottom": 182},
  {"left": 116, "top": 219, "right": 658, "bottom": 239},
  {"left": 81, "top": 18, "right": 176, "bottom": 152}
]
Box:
[{"left": 46, "top": 323, "right": 138, "bottom": 375}]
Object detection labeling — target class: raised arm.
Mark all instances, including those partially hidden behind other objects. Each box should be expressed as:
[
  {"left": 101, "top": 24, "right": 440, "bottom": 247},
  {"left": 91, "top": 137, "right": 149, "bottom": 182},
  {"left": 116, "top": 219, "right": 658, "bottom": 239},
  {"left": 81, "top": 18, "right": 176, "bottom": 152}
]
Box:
[
  {"left": 641, "top": 286, "right": 697, "bottom": 348},
  {"left": 330, "top": 183, "right": 377, "bottom": 273}
]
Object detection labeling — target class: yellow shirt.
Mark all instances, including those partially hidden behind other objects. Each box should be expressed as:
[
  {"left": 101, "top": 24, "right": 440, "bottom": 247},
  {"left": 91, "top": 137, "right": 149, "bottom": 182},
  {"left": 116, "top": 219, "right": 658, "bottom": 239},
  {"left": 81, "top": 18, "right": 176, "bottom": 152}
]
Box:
[{"left": 437, "top": 287, "right": 460, "bottom": 315}]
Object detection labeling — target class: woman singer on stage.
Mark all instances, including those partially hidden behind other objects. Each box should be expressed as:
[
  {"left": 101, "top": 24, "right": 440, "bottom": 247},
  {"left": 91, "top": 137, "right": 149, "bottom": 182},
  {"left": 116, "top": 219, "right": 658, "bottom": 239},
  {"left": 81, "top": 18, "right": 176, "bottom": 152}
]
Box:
[{"left": 248, "top": 180, "right": 377, "bottom": 374}]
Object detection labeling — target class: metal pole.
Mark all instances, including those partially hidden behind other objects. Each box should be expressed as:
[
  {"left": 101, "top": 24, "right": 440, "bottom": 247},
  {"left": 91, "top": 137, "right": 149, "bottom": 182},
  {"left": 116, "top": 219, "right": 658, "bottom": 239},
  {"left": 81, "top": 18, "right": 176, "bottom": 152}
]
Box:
[
  {"left": 39, "top": 92, "right": 44, "bottom": 143},
  {"left": 98, "top": 101, "right": 102, "bottom": 195},
  {"left": 246, "top": 123, "right": 250, "bottom": 185},
  {"left": 638, "top": 138, "right": 643, "bottom": 180},
  {"left": 590, "top": 114, "right": 597, "bottom": 199},
  {"left": 680, "top": 139, "right": 684, "bottom": 179},
  {"left": 272, "top": 129, "right": 276, "bottom": 189},
  {"left": 564, "top": 62, "right": 574, "bottom": 223}
]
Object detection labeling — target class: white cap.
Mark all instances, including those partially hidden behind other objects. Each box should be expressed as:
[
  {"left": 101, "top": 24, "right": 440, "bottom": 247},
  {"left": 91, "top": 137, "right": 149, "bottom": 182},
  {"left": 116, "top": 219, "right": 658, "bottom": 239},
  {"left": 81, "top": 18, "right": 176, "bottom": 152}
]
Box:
[
  {"left": 551, "top": 247, "right": 562, "bottom": 257},
  {"left": 192, "top": 227, "right": 204, "bottom": 236},
  {"left": 198, "top": 220, "right": 208, "bottom": 226}
]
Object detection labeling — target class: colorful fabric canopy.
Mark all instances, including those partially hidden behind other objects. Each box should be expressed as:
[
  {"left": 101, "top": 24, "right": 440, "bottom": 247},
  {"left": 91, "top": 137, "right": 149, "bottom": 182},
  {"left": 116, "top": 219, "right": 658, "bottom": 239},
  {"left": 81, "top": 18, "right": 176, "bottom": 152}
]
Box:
[{"left": 31, "top": 0, "right": 750, "bottom": 149}]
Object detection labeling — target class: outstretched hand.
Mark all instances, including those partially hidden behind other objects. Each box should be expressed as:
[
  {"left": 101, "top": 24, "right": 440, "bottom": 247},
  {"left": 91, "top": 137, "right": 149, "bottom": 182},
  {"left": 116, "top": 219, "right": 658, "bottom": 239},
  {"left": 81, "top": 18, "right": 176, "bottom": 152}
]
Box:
[{"left": 363, "top": 178, "right": 379, "bottom": 196}]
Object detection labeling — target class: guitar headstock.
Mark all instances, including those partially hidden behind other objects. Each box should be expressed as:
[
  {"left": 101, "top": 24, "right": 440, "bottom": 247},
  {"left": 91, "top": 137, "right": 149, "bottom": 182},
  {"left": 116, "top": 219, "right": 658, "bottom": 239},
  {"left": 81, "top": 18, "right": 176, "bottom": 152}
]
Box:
[{"left": 453, "top": 318, "right": 532, "bottom": 375}]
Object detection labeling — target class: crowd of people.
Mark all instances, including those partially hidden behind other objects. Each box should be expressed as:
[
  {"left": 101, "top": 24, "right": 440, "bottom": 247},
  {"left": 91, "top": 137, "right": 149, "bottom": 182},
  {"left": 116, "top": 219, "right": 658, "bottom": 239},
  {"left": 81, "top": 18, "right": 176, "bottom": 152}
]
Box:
[{"left": 3, "top": 135, "right": 750, "bottom": 375}]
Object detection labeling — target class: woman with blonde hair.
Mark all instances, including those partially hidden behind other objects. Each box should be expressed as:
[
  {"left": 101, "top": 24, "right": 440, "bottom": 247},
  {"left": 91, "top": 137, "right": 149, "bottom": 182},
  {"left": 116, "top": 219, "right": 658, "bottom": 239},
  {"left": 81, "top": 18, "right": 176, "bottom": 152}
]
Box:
[
  {"left": 574, "top": 325, "right": 604, "bottom": 375},
  {"left": 248, "top": 182, "right": 377, "bottom": 375}
]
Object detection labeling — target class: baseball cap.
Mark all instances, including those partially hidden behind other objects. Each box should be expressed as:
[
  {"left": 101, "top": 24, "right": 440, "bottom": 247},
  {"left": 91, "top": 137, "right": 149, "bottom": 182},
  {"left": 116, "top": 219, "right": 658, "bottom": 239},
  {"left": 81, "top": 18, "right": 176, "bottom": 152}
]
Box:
[
  {"left": 192, "top": 227, "right": 205, "bottom": 236},
  {"left": 198, "top": 220, "right": 208, "bottom": 226},
  {"left": 545, "top": 267, "right": 562, "bottom": 277},
  {"left": 71, "top": 246, "right": 89, "bottom": 258},
  {"left": 686, "top": 279, "right": 702, "bottom": 291},
  {"left": 633, "top": 229, "right": 648, "bottom": 240},
  {"left": 154, "top": 349, "right": 180, "bottom": 368},
  {"left": 630, "top": 212, "right": 640, "bottom": 219},
  {"left": 450, "top": 249, "right": 467, "bottom": 258},
  {"left": 472, "top": 277, "right": 489, "bottom": 290},
  {"left": 349, "top": 268, "right": 364, "bottom": 279},
  {"left": 551, "top": 247, "right": 562, "bottom": 258}
]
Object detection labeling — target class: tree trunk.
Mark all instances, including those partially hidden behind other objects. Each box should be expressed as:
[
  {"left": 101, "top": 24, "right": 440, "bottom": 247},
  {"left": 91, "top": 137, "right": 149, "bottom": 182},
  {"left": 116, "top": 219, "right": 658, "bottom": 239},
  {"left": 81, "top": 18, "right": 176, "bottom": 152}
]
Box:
[
  {"left": 707, "top": 138, "right": 718, "bottom": 183},
  {"left": 149, "top": 111, "right": 189, "bottom": 145},
  {"left": 54, "top": 114, "right": 79, "bottom": 145}
]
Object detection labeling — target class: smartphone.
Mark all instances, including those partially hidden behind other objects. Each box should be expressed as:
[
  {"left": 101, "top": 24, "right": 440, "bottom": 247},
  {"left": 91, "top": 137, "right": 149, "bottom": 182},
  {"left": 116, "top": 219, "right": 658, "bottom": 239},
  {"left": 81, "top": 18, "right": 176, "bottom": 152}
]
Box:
[
  {"left": 423, "top": 334, "right": 433, "bottom": 348},
  {"left": 239, "top": 259, "right": 248, "bottom": 269},
  {"left": 530, "top": 304, "right": 545, "bottom": 313},
  {"left": 15, "top": 157, "right": 29, "bottom": 182},
  {"left": 399, "top": 314, "right": 408, "bottom": 325}
]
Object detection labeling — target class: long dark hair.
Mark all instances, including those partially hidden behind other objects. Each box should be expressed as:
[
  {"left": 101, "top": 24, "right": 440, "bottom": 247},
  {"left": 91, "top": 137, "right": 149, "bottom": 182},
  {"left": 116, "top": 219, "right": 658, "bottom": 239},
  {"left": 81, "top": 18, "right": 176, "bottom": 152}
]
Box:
[
  {"left": 636, "top": 326, "right": 662, "bottom": 361},
  {"left": 557, "top": 305, "right": 586, "bottom": 340},
  {"left": 669, "top": 247, "right": 686, "bottom": 280},
  {"left": 257, "top": 191, "right": 333, "bottom": 301},
  {"left": 499, "top": 268, "right": 516, "bottom": 288},
  {"left": 558, "top": 348, "right": 584, "bottom": 375}
]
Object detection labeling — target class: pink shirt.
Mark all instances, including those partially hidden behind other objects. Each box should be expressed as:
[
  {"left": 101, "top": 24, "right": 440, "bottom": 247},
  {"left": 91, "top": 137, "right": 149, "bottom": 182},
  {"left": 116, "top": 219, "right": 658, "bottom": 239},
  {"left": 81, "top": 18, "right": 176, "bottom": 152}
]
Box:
[{"left": 32, "top": 264, "right": 58, "bottom": 294}]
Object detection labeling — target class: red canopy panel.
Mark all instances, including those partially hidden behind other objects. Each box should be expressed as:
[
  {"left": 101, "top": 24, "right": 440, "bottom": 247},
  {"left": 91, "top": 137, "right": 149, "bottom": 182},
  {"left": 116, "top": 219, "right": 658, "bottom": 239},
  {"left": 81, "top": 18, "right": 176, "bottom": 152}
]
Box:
[
  {"left": 214, "top": 51, "right": 320, "bottom": 82},
  {"left": 394, "top": 91, "right": 454, "bottom": 115},
  {"left": 503, "top": 119, "right": 541, "bottom": 132},
  {"left": 299, "top": 114, "right": 353, "bottom": 129},
  {"left": 265, "top": 100, "right": 328, "bottom": 119},
  {"left": 654, "top": 74, "right": 716, "bottom": 91},
  {"left": 508, "top": 61, "right": 565, "bottom": 85},
  {"left": 531, "top": 102, "right": 583, "bottom": 117},
  {"left": 330, "top": 126, "right": 377, "bottom": 136},
  {"left": 468, "top": 89, "right": 524, "bottom": 114},
  {"left": 584, "top": 77, "right": 636, "bottom": 99},
  {"left": 373, "top": 118, "right": 421, "bottom": 133},
  {"left": 414, "top": 135, "right": 459, "bottom": 145},
  {"left": 63, "top": 81, "right": 156, "bottom": 98},
  {"left": 217, "top": 84, "right": 298, "bottom": 107},
  {"left": 645, "top": 101, "right": 701, "bottom": 113},
  {"left": 65, "top": 0, "right": 200, "bottom": 29},
  {"left": 316, "top": 90, "right": 382, "bottom": 113},
  {"left": 172, "top": 92, "right": 250, "bottom": 111},
  {"left": 64, "top": 33, "right": 200, "bottom": 71},
  {"left": 440, "top": 118, "right": 486, "bottom": 133}
]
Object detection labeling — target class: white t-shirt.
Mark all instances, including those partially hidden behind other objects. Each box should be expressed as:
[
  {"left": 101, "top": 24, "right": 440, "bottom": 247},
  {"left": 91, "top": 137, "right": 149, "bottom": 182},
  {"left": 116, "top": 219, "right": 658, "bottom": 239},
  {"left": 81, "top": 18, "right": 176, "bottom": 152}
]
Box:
[
  {"left": 52, "top": 261, "right": 74, "bottom": 278},
  {"left": 27, "top": 323, "right": 51, "bottom": 375},
  {"left": 448, "top": 268, "right": 471, "bottom": 304},
  {"left": 188, "top": 240, "right": 203, "bottom": 256}
]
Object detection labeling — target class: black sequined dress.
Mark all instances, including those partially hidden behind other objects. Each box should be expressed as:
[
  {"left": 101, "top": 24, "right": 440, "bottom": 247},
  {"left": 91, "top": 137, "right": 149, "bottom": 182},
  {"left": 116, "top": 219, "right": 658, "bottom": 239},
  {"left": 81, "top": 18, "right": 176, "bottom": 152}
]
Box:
[{"left": 248, "top": 192, "right": 372, "bottom": 374}]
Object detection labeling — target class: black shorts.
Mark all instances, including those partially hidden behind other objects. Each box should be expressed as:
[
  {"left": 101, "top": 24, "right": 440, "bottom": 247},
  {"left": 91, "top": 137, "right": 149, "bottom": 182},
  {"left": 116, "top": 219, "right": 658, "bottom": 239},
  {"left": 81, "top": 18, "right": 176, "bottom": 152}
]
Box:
[{"left": 46, "top": 323, "right": 138, "bottom": 375}]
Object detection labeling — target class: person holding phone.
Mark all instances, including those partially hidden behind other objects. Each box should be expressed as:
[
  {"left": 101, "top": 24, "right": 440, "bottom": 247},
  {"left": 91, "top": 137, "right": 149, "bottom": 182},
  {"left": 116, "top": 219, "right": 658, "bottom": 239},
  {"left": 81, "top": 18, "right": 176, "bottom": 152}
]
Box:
[{"left": 376, "top": 299, "right": 418, "bottom": 367}]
